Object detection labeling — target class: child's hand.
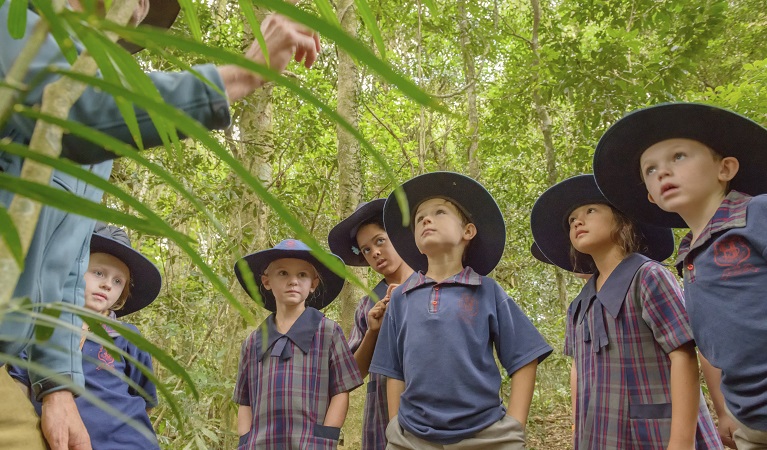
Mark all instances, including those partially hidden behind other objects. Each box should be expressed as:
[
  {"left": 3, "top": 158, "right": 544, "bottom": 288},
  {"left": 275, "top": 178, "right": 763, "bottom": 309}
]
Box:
[
  {"left": 367, "top": 284, "right": 398, "bottom": 332},
  {"left": 717, "top": 413, "right": 738, "bottom": 449}
]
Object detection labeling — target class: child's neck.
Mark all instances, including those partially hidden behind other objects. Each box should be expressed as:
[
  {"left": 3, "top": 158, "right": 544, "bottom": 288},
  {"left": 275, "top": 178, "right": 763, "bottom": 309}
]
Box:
[
  {"left": 425, "top": 251, "right": 465, "bottom": 282},
  {"left": 680, "top": 191, "right": 727, "bottom": 245},
  {"left": 274, "top": 303, "right": 306, "bottom": 334},
  {"left": 590, "top": 246, "right": 628, "bottom": 292},
  {"left": 384, "top": 263, "right": 414, "bottom": 285}
]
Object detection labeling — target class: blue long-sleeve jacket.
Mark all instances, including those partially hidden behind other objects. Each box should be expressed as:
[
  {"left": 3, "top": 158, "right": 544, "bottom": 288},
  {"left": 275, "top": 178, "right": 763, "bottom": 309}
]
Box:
[{"left": 0, "top": 3, "right": 231, "bottom": 399}]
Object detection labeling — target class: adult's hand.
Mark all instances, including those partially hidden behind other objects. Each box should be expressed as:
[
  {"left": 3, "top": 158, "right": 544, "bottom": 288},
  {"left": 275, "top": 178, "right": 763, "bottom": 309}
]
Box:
[
  {"left": 220, "top": 13, "right": 321, "bottom": 103},
  {"left": 41, "top": 391, "right": 92, "bottom": 450}
]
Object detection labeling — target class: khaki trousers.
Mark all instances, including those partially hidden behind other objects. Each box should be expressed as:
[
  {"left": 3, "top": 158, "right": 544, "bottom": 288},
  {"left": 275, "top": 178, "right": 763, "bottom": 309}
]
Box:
[
  {"left": 385, "top": 414, "right": 525, "bottom": 450},
  {"left": 0, "top": 365, "right": 47, "bottom": 450},
  {"left": 726, "top": 406, "right": 767, "bottom": 450}
]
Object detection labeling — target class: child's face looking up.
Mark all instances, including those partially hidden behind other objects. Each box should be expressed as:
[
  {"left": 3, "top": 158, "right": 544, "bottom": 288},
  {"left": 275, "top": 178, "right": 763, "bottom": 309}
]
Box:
[
  {"left": 568, "top": 203, "right": 616, "bottom": 255},
  {"left": 413, "top": 198, "right": 475, "bottom": 255},
  {"left": 261, "top": 258, "right": 320, "bottom": 308},
  {"left": 84, "top": 252, "right": 130, "bottom": 314},
  {"left": 356, "top": 224, "right": 405, "bottom": 277},
  {"left": 640, "top": 138, "right": 737, "bottom": 214}
]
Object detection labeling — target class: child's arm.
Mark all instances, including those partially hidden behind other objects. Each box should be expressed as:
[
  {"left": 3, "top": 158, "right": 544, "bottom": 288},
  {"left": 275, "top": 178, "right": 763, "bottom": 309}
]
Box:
[
  {"left": 324, "top": 392, "right": 349, "bottom": 427},
  {"left": 387, "top": 378, "right": 405, "bottom": 421},
  {"left": 237, "top": 405, "right": 252, "bottom": 436},
  {"left": 700, "top": 353, "right": 738, "bottom": 449},
  {"left": 507, "top": 359, "right": 538, "bottom": 427},
  {"left": 354, "top": 284, "right": 396, "bottom": 378},
  {"left": 667, "top": 342, "right": 699, "bottom": 450}
]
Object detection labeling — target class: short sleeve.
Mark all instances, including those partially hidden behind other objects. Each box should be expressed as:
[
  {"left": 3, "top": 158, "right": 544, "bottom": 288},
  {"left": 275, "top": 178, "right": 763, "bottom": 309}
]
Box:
[
  {"left": 369, "top": 291, "right": 404, "bottom": 380},
  {"left": 6, "top": 351, "right": 31, "bottom": 387},
  {"left": 327, "top": 322, "right": 363, "bottom": 396},
  {"left": 493, "top": 283, "right": 553, "bottom": 376},
  {"left": 637, "top": 262, "right": 694, "bottom": 354},
  {"left": 123, "top": 325, "right": 158, "bottom": 408},
  {"left": 346, "top": 297, "right": 372, "bottom": 353},
  {"left": 233, "top": 334, "right": 254, "bottom": 406}
]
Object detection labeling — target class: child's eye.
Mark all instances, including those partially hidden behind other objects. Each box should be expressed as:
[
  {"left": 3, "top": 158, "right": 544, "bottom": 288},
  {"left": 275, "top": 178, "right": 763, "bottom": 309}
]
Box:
[
  {"left": 361, "top": 246, "right": 371, "bottom": 255},
  {"left": 277, "top": 270, "right": 288, "bottom": 276},
  {"left": 415, "top": 214, "right": 424, "bottom": 223},
  {"left": 94, "top": 270, "right": 103, "bottom": 277},
  {"left": 298, "top": 272, "right": 309, "bottom": 278},
  {"left": 673, "top": 152, "right": 686, "bottom": 161},
  {"left": 568, "top": 217, "right": 576, "bottom": 224},
  {"left": 376, "top": 238, "right": 386, "bottom": 245},
  {"left": 113, "top": 278, "right": 122, "bottom": 286},
  {"left": 587, "top": 207, "right": 596, "bottom": 214},
  {"left": 644, "top": 165, "right": 656, "bottom": 176},
  {"left": 436, "top": 208, "right": 445, "bottom": 215}
]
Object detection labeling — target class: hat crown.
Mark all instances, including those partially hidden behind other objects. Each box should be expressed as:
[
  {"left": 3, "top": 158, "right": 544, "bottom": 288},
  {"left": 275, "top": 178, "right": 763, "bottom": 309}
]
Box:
[
  {"left": 93, "top": 222, "right": 132, "bottom": 248},
  {"left": 275, "top": 239, "right": 308, "bottom": 251}
]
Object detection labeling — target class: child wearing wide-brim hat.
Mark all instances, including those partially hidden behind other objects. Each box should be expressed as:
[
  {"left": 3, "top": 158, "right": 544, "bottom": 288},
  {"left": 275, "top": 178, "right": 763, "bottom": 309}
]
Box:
[
  {"left": 328, "top": 200, "right": 412, "bottom": 450},
  {"left": 10, "top": 222, "right": 164, "bottom": 449},
  {"left": 593, "top": 103, "right": 767, "bottom": 448},
  {"left": 531, "top": 174, "right": 720, "bottom": 449},
  {"left": 370, "top": 172, "right": 552, "bottom": 449},
  {"left": 232, "top": 239, "right": 362, "bottom": 450}
]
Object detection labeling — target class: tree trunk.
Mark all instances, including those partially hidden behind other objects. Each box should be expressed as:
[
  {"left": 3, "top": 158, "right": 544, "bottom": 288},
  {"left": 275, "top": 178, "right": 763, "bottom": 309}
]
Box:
[
  {"left": 336, "top": 0, "right": 364, "bottom": 336},
  {"left": 529, "top": 0, "right": 568, "bottom": 308},
  {"left": 458, "top": 0, "right": 480, "bottom": 178}
]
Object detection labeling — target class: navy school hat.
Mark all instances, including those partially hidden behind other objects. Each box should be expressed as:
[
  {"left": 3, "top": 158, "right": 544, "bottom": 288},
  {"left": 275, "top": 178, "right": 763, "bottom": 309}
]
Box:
[
  {"left": 120, "top": 0, "right": 181, "bottom": 53},
  {"left": 90, "top": 223, "right": 162, "bottom": 317},
  {"left": 383, "top": 172, "right": 506, "bottom": 276},
  {"left": 530, "top": 242, "right": 552, "bottom": 266},
  {"left": 593, "top": 103, "right": 767, "bottom": 228},
  {"left": 530, "top": 175, "right": 675, "bottom": 274},
  {"left": 327, "top": 199, "right": 386, "bottom": 266},
  {"left": 234, "top": 239, "right": 345, "bottom": 312}
]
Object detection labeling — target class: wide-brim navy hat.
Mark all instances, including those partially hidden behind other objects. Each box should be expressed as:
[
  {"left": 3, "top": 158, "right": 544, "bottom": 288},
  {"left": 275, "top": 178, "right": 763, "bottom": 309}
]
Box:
[
  {"left": 594, "top": 103, "right": 767, "bottom": 228},
  {"left": 90, "top": 223, "right": 162, "bottom": 317},
  {"left": 120, "top": 0, "right": 181, "bottom": 53},
  {"left": 328, "top": 199, "right": 386, "bottom": 266},
  {"left": 383, "top": 172, "right": 506, "bottom": 276},
  {"left": 234, "top": 239, "right": 345, "bottom": 312},
  {"left": 530, "top": 175, "right": 675, "bottom": 274},
  {"left": 530, "top": 242, "right": 552, "bottom": 266}
]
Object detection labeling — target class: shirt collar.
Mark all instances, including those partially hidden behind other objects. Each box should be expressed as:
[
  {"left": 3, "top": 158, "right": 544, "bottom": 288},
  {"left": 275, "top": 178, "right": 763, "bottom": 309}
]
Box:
[
  {"left": 370, "top": 279, "right": 389, "bottom": 302},
  {"left": 102, "top": 310, "right": 120, "bottom": 338},
  {"left": 675, "top": 190, "right": 751, "bottom": 269},
  {"left": 572, "top": 253, "right": 650, "bottom": 322},
  {"left": 257, "top": 307, "right": 323, "bottom": 361},
  {"left": 401, "top": 266, "right": 482, "bottom": 294}
]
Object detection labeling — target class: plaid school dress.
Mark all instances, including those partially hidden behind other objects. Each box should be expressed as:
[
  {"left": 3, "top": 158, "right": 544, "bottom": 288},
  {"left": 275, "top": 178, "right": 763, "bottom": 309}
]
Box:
[{"left": 234, "top": 307, "right": 362, "bottom": 450}]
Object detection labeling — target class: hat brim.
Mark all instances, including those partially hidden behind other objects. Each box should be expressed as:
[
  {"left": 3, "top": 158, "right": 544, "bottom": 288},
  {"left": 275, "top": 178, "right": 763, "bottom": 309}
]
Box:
[
  {"left": 531, "top": 175, "right": 675, "bottom": 274},
  {"left": 594, "top": 103, "right": 767, "bottom": 228},
  {"left": 328, "top": 199, "right": 386, "bottom": 266},
  {"left": 90, "top": 234, "right": 162, "bottom": 317},
  {"left": 383, "top": 172, "right": 505, "bottom": 276},
  {"left": 119, "top": 0, "right": 181, "bottom": 53},
  {"left": 234, "top": 249, "right": 345, "bottom": 312}
]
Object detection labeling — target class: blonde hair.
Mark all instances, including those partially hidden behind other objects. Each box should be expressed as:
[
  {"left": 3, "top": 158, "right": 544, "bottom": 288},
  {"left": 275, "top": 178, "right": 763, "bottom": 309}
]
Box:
[{"left": 109, "top": 272, "right": 132, "bottom": 313}]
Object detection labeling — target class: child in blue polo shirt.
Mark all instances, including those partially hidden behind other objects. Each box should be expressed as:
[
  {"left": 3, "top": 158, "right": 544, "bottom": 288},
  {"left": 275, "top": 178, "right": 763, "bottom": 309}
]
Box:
[
  {"left": 328, "top": 200, "right": 413, "bottom": 450},
  {"left": 593, "top": 103, "right": 767, "bottom": 449},
  {"left": 531, "top": 175, "right": 720, "bottom": 449},
  {"left": 369, "top": 172, "right": 552, "bottom": 449},
  {"left": 10, "top": 223, "right": 163, "bottom": 449},
  {"left": 232, "top": 239, "right": 363, "bottom": 450}
]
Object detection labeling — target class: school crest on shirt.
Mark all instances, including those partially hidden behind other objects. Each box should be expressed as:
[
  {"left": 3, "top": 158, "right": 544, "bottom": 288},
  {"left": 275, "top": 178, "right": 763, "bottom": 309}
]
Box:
[
  {"left": 713, "top": 236, "right": 759, "bottom": 280},
  {"left": 97, "top": 345, "right": 116, "bottom": 370},
  {"left": 458, "top": 293, "right": 479, "bottom": 324}
]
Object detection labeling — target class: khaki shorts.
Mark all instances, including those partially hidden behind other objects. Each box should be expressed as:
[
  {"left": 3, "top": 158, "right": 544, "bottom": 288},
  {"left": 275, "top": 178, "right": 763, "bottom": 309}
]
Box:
[
  {"left": 0, "top": 365, "right": 47, "bottom": 450},
  {"left": 385, "top": 414, "right": 526, "bottom": 449},
  {"left": 726, "top": 405, "right": 767, "bottom": 450}
]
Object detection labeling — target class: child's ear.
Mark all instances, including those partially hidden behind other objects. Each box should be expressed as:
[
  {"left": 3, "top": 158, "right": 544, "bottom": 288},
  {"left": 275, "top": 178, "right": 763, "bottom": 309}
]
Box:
[
  {"left": 719, "top": 156, "right": 739, "bottom": 182},
  {"left": 310, "top": 277, "right": 320, "bottom": 292},
  {"left": 261, "top": 275, "right": 272, "bottom": 291},
  {"left": 463, "top": 223, "right": 477, "bottom": 241}
]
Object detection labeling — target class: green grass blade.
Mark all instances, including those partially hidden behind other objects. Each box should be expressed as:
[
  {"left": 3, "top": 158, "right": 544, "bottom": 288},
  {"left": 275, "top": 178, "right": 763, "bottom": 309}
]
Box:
[
  {"left": 7, "top": 0, "right": 27, "bottom": 39},
  {"left": 355, "top": 0, "right": 386, "bottom": 60},
  {"left": 0, "top": 205, "right": 24, "bottom": 269},
  {"left": 238, "top": 0, "right": 269, "bottom": 68},
  {"left": 313, "top": 0, "right": 339, "bottom": 26}
]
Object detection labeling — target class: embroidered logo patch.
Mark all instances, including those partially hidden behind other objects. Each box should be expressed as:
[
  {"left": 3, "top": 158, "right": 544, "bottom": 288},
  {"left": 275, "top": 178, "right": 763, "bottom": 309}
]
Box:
[
  {"left": 97, "top": 346, "right": 115, "bottom": 370},
  {"left": 713, "top": 236, "right": 759, "bottom": 280},
  {"left": 458, "top": 293, "right": 478, "bottom": 324}
]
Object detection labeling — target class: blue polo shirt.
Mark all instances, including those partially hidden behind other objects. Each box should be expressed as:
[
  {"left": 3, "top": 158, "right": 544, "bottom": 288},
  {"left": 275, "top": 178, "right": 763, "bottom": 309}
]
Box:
[
  {"left": 675, "top": 191, "right": 767, "bottom": 431},
  {"left": 369, "top": 267, "right": 552, "bottom": 444}
]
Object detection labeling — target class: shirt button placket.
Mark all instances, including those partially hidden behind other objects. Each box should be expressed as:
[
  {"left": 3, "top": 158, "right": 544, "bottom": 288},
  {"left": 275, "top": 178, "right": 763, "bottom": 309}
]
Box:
[{"left": 430, "top": 286, "right": 440, "bottom": 313}]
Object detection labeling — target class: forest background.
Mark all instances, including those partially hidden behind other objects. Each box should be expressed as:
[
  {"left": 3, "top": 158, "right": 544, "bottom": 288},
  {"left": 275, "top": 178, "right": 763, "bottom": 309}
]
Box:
[{"left": 2, "top": 0, "right": 767, "bottom": 448}]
